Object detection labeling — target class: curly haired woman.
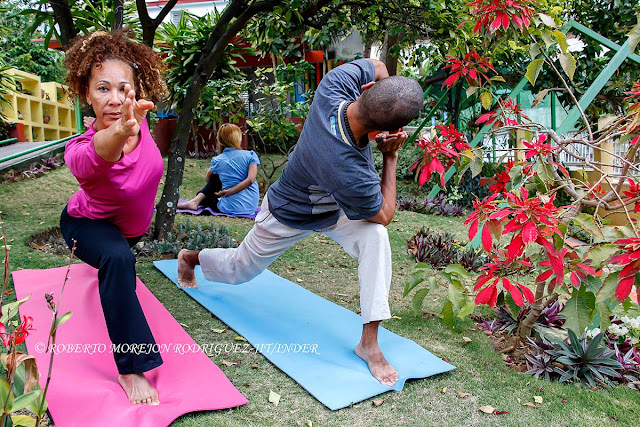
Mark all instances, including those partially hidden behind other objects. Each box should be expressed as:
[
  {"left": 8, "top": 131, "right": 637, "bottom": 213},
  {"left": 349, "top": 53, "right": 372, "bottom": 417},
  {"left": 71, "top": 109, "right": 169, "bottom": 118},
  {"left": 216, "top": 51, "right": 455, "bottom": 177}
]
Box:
[{"left": 60, "top": 31, "right": 167, "bottom": 405}]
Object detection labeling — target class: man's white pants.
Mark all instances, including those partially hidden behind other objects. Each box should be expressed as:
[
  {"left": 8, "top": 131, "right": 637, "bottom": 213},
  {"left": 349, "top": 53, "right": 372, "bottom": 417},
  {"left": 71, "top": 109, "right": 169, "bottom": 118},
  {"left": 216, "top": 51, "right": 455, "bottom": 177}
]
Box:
[{"left": 198, "top": 195, "right": 392, "bottom": 323}]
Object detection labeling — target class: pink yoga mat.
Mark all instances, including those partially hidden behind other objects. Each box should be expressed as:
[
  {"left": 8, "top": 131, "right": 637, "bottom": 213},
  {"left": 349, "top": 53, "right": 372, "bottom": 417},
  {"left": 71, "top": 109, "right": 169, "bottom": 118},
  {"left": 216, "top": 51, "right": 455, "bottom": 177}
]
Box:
[{"left": 12, "top": 264, "right": 247, "bottom": 427}]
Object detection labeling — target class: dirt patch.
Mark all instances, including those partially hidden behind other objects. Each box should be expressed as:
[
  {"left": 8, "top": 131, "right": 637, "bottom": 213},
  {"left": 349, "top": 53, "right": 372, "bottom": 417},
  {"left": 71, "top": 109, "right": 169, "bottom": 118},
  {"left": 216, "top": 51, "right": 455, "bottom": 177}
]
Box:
[
  {"left": 477, "top": 327, "right": 530, "bottom": 373},
  {"left": 26, "top": 227, "right": 68, "bottom": 256}
]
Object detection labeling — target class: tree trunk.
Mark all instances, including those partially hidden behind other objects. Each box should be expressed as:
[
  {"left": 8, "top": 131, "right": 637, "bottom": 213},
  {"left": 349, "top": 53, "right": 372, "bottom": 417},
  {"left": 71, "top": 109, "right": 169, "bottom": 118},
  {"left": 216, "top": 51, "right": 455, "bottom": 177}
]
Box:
[
  {"left": 383, "top": 32, "right": 402, "bottom": 76},
  {"left": 113, "top": 0, "right": 124, "bottom": 31},
  {"left": 49, "top": 0, "right": 77, "bottom": 49},
  {"left": 136, "top": 0, "right": 180, "bottom": 47},
  {"left": 363, "top": 40, "right": 372, "bottom": 58},
  {"left": 519, "top": 281, "right": 547, "bottom": 339},
  {"left": 153, "top": 0, "right": 281, "bottom": 240}
]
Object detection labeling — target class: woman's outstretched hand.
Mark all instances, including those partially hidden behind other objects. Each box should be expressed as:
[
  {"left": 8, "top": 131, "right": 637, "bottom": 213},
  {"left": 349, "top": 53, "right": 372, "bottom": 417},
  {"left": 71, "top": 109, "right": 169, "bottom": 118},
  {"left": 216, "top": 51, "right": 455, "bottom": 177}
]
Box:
[{"left": 116, "top": 84, "right": 154, "bottom": 137}]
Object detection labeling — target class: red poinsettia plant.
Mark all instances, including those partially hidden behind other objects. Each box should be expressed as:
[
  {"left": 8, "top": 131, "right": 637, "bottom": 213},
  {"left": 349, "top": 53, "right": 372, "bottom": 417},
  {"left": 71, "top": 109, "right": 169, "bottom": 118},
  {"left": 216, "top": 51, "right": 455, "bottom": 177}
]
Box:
[
  {"left": 405, "top": 0, "right": 640, "bottom": 348},
  {"left": 442, "top": 51, "right": 497, "bottom": 89},
  {"left": 466, "top": 0, "right": 536, "bottom": 34},
  {"left": 410, "top": 125, "right": 471, "bottom": 187}
]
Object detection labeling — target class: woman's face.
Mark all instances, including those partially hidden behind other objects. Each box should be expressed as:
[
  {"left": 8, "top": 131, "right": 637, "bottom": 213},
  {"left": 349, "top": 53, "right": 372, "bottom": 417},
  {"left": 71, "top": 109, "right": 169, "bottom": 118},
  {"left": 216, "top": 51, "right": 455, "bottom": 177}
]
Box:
[{"left": 85, "top": 59, "right": 135, "bottom": 131}]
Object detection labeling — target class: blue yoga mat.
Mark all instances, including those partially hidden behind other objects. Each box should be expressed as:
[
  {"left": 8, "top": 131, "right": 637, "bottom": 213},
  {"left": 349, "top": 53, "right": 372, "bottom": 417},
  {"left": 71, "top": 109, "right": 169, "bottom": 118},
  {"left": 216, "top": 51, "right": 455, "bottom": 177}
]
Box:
[{"left": 154, "top": 259, "right": 455, "bottom": 410}]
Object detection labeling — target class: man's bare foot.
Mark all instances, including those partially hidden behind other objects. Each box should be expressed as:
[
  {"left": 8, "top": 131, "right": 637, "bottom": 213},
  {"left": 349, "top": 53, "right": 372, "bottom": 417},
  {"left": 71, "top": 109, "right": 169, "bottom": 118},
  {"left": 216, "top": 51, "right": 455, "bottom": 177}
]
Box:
[
  {"left": 176, "top": 200, "right": 201, "bottom": 210},
  {"left": 118, "top": 373, "right": 160, "bottom": 405},
  {"left": 355, "top": 342, "right": 398, "bottom": 386},
  {"left": 177, "top": 249, "right": 199, "bottom": 288}
]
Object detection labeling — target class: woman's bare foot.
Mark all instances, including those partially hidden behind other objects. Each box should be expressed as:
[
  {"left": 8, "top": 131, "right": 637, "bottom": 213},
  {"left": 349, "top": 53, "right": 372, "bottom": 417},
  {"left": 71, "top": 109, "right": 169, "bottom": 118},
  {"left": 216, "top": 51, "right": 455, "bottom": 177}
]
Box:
[
  {"left": 177, "top": 193, "right": 206, "bottom": 211},
  {"left": 177, "top": 249, "right": 199, "bottom": 288},
  {"left": 118, "top": 373, "right": 160, "bottom": 405},
  {"left": 355, "top": 321, "right": 398, "bottom": 386},
  {"left": 176, "top": 200, "right": 201, "bottom": 210}
]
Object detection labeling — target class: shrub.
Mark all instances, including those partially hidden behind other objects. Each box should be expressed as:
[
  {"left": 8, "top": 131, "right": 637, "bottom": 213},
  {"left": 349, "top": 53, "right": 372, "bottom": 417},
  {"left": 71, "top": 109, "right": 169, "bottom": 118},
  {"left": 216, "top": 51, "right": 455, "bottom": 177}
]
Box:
[{"left": 133, "top": 220, "right": 237, "bottom": 258}]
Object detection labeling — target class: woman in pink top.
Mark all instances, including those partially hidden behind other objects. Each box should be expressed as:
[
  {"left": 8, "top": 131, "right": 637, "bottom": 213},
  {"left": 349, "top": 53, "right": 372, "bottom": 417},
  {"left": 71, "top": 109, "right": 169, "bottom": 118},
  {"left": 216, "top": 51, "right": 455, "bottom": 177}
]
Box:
[{"left": 59, "top": 31, "right": 167, "bottom": 406}]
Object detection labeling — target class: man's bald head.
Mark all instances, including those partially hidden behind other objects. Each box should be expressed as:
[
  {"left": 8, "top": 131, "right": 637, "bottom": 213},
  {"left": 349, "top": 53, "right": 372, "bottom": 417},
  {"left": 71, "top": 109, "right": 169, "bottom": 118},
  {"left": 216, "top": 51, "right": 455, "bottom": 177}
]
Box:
[{"left": 358, "top": 76, "right": 423, "bottom": 131}]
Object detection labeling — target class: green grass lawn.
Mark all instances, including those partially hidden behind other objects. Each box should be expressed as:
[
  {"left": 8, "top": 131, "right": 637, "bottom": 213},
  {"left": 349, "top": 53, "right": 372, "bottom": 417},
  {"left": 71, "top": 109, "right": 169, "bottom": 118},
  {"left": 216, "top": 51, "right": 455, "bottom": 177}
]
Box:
[{"left": 1, "top": 158, "right": 639, "bottom": 426}]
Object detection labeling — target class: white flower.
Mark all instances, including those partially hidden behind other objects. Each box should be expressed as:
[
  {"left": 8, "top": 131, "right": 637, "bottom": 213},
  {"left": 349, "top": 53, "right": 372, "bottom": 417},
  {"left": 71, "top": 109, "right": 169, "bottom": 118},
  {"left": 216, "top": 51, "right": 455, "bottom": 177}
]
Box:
[{"left": 585, "top": 328, "right": 601, "bottom": 339}]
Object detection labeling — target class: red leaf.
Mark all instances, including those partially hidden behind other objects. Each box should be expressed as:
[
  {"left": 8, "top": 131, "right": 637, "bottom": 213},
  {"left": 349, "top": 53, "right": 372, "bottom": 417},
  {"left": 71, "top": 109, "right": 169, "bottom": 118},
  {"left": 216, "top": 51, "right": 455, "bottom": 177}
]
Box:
[
  {"left": 476, "top": 283, "right": 497, "bottom": 307},
  {"left": 615, "top": 275, "right": 635, "bottom": 302},
  {"left": 536, "top": 270, "right": 553, "bottom": 283},
  {"left": 503, "top": 278, "right": 524, "bottom": 306},
  {"left": 482, "top": 223, "right": 493, "bottom": 252},
  {"left": 501, "top": 13, "right": 510, "bottom": 29},
  {"left": 469, "top": 219, "right": 479, "bottom": 242},
  {"left": 507, "top": 234, "right": 523, "bottom": 260},
  {"left": 521, "top": 221, "right": 538, "bottom": 246},
  {"left": 570, "top": 272, "right": 580, "bottom": 288},
  {"left": 519, "top": 284, "right": 535, "bottom": 303}
]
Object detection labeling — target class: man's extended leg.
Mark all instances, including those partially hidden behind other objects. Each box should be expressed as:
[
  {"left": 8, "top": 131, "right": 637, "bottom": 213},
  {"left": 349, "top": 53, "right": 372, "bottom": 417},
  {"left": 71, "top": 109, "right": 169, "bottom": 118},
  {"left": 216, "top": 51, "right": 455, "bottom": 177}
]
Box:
[
  {"left": 178, "top": 195, "right": 311, "bottom": 287},
  {"left": 321, "top": 211, "right": 398, "bottom": 386}
]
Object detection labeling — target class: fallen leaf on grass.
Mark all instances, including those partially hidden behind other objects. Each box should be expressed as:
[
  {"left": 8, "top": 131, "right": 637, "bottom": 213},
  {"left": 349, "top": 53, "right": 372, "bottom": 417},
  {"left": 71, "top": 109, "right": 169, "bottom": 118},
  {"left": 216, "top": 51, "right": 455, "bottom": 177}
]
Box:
[
  {"left": 457, "top": 392, "right": 471, "bottom": 398},
  {"left": 269, "top": 390, "right": 280, "bottom": 406},
  {"left": 179, "top": 323, "right": 189, "bottom": 328},
  {"left": 462, "top": 336, "right": 472, "bottom": 344},
  {"left": 251, "top": 363, "right": 260, "bottom": 369},
  {"left": 3, "top": 289, "right": 13, "bottom": 295},
  {"left": 220, "top": 360, "right": 236, "bottom": 367},
  {"left": 234, "top": 336, "right": 247, "bottom": 341},
  {"left": 522, "top": 402, "right": 537, "bottom": 408},
  {"left": 305, "top": 421, "right": 313, "bottom": 427},
  {"left": 391, "top": 315, "right": 402, "bottom": 320},
  {"left": 440, "top": 387, "right": 448, "bottom": 393},
  {"left": 534, "top": 396, "right": 543, "bottom": 404},
  {"left": 372, "top": 399, "right": 384, "bottom": 407},
  {"left": 211, "top": 328, "right": 227, "bottom": 334},
  {"left": 494, "top": 411, "right": 510, "bottom": 415},
  {"left": 296, "top": 278, "right": 303, "bottom": 283},
  {"left": 479, "top": 405, "right": 496, "bottom": 414}
]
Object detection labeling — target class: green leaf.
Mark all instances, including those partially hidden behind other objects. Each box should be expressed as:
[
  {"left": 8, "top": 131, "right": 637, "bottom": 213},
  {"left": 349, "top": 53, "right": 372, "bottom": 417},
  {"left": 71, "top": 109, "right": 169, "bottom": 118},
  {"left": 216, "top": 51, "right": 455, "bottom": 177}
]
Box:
[
  {"left": 597, "top": 302, "right": 612, "bottom": 332},
  {"left": 0, "top": 378, "right": 13, "bottom": 412},
  {"left": 1, "top": 296, "right": 31, "bottom": 323},
  {"left": 538, "top": 13, "right": 557, "bottom": 28},
  {"left": 525, "top": 59, "right": 545, "bottom": 86},
  {"left": 553, "top": 31, "right": 569, "bottom": 54},
  {"left": 457, "top": 300, "right": 476, "bottom": 319},
  {"left": 480, "top": 91, "right": 493, "bottom": 110},
  {"left": 505, "top": 293, "right": 521, "bottom": 319},
  {"left": 441, "top": 300, "right": 455, "bottom": 329},
  {"left": 572, "top": 213, "right": 604, "bottom": 239},
  {"left": 586, "top": 244, "right": 617, "bottom": 267},
  {"left": 443, "top": 264, "right": 471, "bottom": 278},
  {"left": 466, "top": 86, "right": 479, "bottom": 98},
  {"left": 12, "top": 391, "right": 39, "bottom": 412},
  {"left": 559, "top": 52, "right": 577, "bottom": 81},
  {"left": 53, "top": 311, "right": 73, "bottom": 333},
  {"left": 26, "top": 390, "right": 47, "bottom": 416},
  {"left": 10, "top": 415, "right": 36, "bottom": 427},
  {"left": 529, "top": 43, "right": 541, "bottom": 60},
  {"left": 561, "top": 286, "right": 596, "bottom": 335},
  {"left": 470, "top": 149, "right": 484, "bottom": 177},
  {"left": 404, "top": 273, "right": 425, "bottom": 297},
  {"left": 448, "top": 280, "right": 465, "bottom": 308},
  {"left": 412, "top": 288, "right": 430, "bottom": 310}
]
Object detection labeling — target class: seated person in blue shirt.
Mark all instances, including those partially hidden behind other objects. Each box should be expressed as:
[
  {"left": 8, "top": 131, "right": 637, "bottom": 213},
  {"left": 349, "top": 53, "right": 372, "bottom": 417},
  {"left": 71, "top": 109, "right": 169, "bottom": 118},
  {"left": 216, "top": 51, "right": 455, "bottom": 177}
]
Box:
[{"left": 177, "top": 123, "right": 260, "bottom": 216}]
